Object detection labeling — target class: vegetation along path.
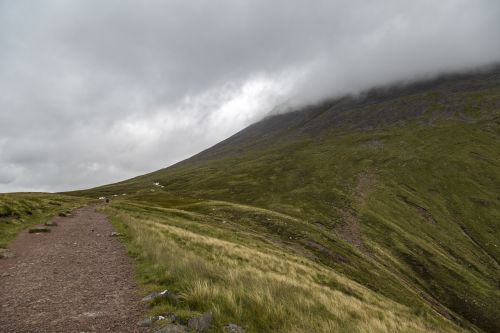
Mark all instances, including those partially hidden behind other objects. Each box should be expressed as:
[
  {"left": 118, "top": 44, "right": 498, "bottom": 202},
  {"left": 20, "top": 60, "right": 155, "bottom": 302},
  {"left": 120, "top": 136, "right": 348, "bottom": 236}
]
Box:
[{"left": 0, "top": 205, "right": 147, "bottom": 332}]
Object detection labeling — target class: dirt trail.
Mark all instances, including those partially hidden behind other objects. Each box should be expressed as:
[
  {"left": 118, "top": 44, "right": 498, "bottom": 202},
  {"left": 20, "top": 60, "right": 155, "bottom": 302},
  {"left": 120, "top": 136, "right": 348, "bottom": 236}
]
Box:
[{"left": 0, "top": 205, "right": 147, "bottom": 332}]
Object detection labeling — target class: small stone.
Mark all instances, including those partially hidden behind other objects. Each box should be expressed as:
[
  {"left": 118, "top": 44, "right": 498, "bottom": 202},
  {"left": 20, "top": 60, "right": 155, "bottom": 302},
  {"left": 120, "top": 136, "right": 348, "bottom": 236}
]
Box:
[
  {"left": 29, "top": 226, "right": 50, "bottom": 233},
  {"left": 0, "top": 248, "right": 14, "bottom": 259},
  {"left": 155, "top": 324, "right": 188, "bottom": 333},
  {"left": 58, "top": 212, "right": 67, "bottom": 217},
  {"left": 188, "top": 312, "right": 213, "bottom": 333},
  {"left": 109, "top": 232, "right": 121, "bottom": 237},
  {"left": 82, "top": 311, "right": 100, "bottom": 318},
  {"left": 224, "top": 324, "right": 246, "bottom": 333},
  {"left": 44, "top": 221, "right": 58, "bottom": 227},
  {"left": 158, "top": 289, "right": 177, "bottom": 300},
  {"left": 142, "top": 289, "right": 177, "bottom": 303}
]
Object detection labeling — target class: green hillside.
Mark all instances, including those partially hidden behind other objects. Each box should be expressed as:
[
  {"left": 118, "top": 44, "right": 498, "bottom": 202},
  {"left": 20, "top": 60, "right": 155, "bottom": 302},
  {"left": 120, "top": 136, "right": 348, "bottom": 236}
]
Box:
[{"left": 70, "top": 67, "right": 500, "bottom": 332}]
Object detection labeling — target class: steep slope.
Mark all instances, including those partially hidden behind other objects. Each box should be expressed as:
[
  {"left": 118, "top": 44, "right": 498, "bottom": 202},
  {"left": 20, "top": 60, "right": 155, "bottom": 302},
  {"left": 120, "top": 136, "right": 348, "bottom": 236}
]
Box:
[
  {"left": 176, "top": 66, "right": 500, "bottom": 164},
  {"left": 71, "top": 66, "right": 500, "bottom": 332}
]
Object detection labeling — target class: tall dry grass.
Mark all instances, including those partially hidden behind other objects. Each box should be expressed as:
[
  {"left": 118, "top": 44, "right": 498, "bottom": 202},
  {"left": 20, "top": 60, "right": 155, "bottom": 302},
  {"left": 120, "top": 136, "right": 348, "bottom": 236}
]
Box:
[{"left": 106, "top": 205, "right": 462, "bottom": 333}]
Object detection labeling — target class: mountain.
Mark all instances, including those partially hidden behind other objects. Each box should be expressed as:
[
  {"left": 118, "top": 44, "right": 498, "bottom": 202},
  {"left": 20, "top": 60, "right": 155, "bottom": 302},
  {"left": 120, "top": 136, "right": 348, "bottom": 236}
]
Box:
[{"left": 71, "top": 66, "right": 500, "bottom": 332}]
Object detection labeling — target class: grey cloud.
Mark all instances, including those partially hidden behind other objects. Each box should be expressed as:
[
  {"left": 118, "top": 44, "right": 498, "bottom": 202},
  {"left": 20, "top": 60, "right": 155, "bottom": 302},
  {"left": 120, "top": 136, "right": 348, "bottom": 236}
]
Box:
[{"left": 1, "top": 0, "right": 499, "bottom": 192}]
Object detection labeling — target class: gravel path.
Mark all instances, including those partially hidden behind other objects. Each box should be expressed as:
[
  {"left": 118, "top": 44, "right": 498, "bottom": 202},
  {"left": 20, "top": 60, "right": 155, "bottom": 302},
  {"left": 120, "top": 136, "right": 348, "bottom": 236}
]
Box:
[{"left": 0, "top": 205, "right": 147, "bottom": 332}]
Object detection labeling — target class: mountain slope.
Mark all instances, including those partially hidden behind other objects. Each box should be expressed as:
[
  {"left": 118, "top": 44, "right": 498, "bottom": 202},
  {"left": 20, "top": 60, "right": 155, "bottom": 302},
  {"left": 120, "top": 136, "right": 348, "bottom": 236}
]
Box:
[{"left": 71, "top": 66, "right": 500, "bottom": 332}]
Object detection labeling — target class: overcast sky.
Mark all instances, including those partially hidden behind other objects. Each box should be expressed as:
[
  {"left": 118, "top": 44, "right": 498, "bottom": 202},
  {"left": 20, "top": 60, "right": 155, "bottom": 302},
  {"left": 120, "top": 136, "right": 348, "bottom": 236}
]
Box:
[{"left": 1, "top": 0, "right": 499, "bottom": 192}]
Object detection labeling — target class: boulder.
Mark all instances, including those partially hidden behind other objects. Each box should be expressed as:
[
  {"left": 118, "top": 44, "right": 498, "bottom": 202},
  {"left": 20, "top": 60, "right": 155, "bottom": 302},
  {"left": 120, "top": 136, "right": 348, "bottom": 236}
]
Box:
[
  {"left": 188, "top": 312, "right": 213, "bottom": 333},
  {"left": 224, "top": 324, "right": 246, "bottom": 333}
]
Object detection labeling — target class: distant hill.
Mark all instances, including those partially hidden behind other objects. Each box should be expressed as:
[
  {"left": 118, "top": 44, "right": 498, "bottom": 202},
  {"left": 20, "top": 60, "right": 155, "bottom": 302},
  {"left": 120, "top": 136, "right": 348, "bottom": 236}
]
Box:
[{"left": 71, "top": 66, "right": 500, "bottom": 332}]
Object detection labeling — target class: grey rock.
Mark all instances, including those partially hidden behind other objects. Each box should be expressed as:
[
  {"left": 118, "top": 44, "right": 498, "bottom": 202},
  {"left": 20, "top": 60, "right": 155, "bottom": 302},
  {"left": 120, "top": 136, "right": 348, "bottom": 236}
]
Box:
[
  {"left": 0, "top": 248, "right": 14, "bottom": 259},
  {"left": 141, "top": 289, "right": 177, "bottom": 303},
  {"left": 139, "top": 313, "right": 179, "bottom": 327},
  {"left": 155, "top": 324, "right": 188, "bottom": 333},
  {"left": 141, "top": 291, "right": 160, "bottom": 302},
  {"left": 224, "top": 324, "right": 246, "bottom": 333},
  {"left": 159, "top": 289, "right": 178, "bottom": 300},
  {"left": 188, "top": 312, "right": 213, "bottom": 333},
  {"left": 163, "top": 312, "right": 181, "bottom": 323}
]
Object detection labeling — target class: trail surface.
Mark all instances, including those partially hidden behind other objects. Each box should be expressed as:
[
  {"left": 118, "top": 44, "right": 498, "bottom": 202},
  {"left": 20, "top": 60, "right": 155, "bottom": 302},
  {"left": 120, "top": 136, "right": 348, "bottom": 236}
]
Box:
[{"left": 0, "top": 205, "right": 147, "bottom": 332}]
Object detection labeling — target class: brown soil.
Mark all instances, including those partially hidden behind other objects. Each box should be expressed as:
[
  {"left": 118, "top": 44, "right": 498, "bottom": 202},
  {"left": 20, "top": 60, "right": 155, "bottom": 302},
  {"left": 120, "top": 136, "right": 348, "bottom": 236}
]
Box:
[
  {"left": 0, "top": 205, "right": 147, "bottom": 332},
  {"left": 337, "top": 210, "right": 367, "bottom": 251}
]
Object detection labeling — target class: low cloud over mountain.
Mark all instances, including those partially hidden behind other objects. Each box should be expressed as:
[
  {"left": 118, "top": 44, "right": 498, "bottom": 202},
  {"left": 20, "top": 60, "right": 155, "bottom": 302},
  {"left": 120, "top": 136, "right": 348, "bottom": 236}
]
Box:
[{"left": 1, "top": 0, "right": 499, "bottom": 191}]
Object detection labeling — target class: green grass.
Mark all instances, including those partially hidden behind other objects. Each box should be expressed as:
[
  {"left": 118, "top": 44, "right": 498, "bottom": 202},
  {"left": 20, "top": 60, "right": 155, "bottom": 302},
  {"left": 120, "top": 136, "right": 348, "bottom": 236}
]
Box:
[
  {"left": 103, "top": 201, "right": 465, "bottom": 333},
  {"left": 68, "top": 72, "right": 500, "bottom": 332},
  {"left": 0, "top": 193, "right": 88, "bottom": 247},
  {"left": 83, "top": 125, "right": 498, "bottom": 331}
]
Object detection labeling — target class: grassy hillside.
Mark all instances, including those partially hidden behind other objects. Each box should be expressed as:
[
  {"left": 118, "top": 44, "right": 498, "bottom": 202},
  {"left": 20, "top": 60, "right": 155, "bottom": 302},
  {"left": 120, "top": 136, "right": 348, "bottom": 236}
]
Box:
[
  {"left": 101, "top": 200, "right": 465, "bottom": 333},
  {"left": 0, "top": 193, "right": 88, "bottom": 247},
  {"left": 71, "top": 68, "right": 500, "bottom": 332}
]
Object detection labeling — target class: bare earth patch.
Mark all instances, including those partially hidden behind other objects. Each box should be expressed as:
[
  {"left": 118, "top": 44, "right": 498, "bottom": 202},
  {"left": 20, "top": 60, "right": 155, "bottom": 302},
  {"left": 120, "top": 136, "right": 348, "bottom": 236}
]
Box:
[
  {"left": 0, "top": 205, "right": 147, "bottom": 332},
  {"left": 337, "top": 210, "right": 367, "bottom": 251},
  {"left": 336, "top": 171, "right": 376, "bottom": 252}
]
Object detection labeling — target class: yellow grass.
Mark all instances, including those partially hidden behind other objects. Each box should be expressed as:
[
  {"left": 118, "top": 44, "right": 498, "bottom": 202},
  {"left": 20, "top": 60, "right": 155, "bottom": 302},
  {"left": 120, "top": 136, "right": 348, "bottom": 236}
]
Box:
[{"left": 105, "top": 204, "right": 464, "bottom": 333}]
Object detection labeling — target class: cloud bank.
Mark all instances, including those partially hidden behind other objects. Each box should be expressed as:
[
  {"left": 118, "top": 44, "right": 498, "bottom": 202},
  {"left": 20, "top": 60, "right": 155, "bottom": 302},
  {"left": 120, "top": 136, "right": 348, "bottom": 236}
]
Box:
[{"left": 1, "top": 0, "right": 499, "bottom": 192}]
